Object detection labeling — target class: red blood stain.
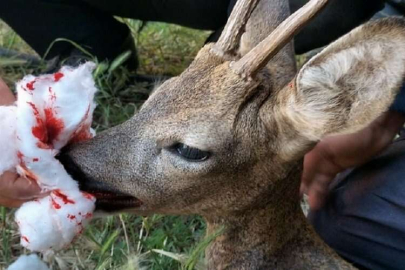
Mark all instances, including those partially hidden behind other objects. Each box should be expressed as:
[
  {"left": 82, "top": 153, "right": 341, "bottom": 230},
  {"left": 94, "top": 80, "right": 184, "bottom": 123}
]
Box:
[
  {"left": 27, "top": 102, "right": 40, "bottom": 116},
  {"left": 67, "top": 214, "right": 76, "bottom": 220},
  {"left": 32, "top": 125, "right": 47, "bottom": 143},
  {"left": 22, "top": 236, "right": 30, "bottom": 243},
  {"left": 51, "top": 198, "right": 61, "bottom": 210},
  {"left": 82, "top": 213, "right": 93, "bottom": 219},
  {"left": 70, "top": 129, "right": 92, "bottom": 144},
  {"left": 49, "top": 87, "right": 56, "bottom": 101},
  {"left": 36, "top": 141, "right": 51, "bottom": 149},
  {"left": 28, "top": 102, "right": 48, "bottom": 143},
  {"left": 17, "top": 151, "right": 24, "bottom": 162},
  {"left": 54, "top": 72, "right": 64, "bottom": 82},
  {"left": 69, "top": 106, "right": 92, "bottom": 144},
  {"left": 82, "top": 192, "right": 95, "bottom": 200},
  {"left": 44, "top": 108, "right": 64, "bottom": 143},
  {"left": 26, "top": 80, "right": 36, "bottom": 91},
  {"left": 33, "top": 158, "right": 39, "bottom": 162},
  {"left": 54, "top": 190, "right": 75, "bottom": 205}
]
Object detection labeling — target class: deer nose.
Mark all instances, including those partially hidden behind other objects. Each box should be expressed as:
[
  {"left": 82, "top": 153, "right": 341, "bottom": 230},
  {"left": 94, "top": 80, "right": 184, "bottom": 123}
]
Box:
[
  {"left": 57, "top": 146, "right": 129, "bottom": 196},
  {"left": 57, "top": 148, "right": 91, "bottom": 190}
]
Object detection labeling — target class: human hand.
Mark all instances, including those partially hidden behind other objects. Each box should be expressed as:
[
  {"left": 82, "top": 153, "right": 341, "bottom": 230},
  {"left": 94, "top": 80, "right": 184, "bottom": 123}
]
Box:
[
  {"left": 301, "top": 111, "right": 405, "bottom": 210},
  {"left": 0, "top": 77, "right": 44, "bottom": 207},
  {"left": 0, "top": 77, "right": 16, "bottom": 105},
  {"left": 0, "top": 172, "right": 44, "bottom": 208}
]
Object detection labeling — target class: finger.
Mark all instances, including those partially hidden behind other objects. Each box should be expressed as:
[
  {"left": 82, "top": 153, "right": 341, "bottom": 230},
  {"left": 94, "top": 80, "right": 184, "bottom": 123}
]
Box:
[
  {"left": 0, "top": 197, "right": 27, "bottom": 208},
  {"left": 301, "top": 149, "right": 324, "bottom": 196},
  {"left": 307, "top": 173, "right": 335, "bottom": 210},
  {"left": 0, "top": 172, "right": 42, "bottom": 200},
  {"left": 300, "top": 182, "right": 308, "bottom": 197}
]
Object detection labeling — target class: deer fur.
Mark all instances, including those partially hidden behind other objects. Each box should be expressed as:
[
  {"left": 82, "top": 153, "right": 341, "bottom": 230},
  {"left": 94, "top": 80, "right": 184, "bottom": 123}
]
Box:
[{"left": 60, "top": 0, "right": 405, "bottom": 269}]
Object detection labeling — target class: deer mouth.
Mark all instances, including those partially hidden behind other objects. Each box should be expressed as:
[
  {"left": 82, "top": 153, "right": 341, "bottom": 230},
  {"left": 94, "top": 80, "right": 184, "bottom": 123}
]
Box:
[
  {"left": 57, "top": 151, "right": 143, "bottom": 212},
  {"left": 89, "top": 190, "right": 144, "bottom": 212}
]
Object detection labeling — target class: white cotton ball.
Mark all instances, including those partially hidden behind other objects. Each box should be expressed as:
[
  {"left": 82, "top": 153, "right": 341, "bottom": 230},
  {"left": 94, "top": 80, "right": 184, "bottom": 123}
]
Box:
[
  {"left": 16, "top": 191, "right": 95, "bottom": 252},
  {"left": 15, "top": 198, "right": 61, "bottom": 251},
  {"left": 0, "top": 106, "right": 18, "bottom": 174},
  {"left": 7, "top": 254, "right": 49, "bottom": 270},
  {"left": 13, "top": 62, "right": 98, "bottom": 253}
]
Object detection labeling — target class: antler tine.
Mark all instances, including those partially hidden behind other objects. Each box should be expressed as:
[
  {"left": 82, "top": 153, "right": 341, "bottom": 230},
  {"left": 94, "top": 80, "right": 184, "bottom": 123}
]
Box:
[
  {"left": 232, "top": 0, "right": 329, "bottom": 77},
  {"left": 212, "top": 0, "right": 260, "bottom": 56}
]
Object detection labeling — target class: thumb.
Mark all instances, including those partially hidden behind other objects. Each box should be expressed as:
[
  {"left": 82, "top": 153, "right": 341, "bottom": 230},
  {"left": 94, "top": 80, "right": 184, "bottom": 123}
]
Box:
[{"left": 0, "top": 172, "right": 43, "bottom": 200}]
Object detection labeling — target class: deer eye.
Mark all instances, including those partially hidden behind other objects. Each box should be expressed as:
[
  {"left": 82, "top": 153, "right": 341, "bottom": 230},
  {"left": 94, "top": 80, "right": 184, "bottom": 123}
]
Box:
[{"left": 173, "top": 143, "right": 210, "bottom": 161}]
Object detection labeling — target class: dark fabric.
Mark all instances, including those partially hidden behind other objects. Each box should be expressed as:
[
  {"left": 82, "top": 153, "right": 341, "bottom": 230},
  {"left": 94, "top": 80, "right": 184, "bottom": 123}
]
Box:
[
  {"left": 0, "top": 0, "right": 130, "bottom": 61},
  {"left": 82, "top": 0, "right": 230, "bottom": 31},
  {"left": 0, "top": 0, "right": 385, "bottom": 62},
  {"left": 309, "top": 137, "right": 405, "bottom": 270},
  {"left": 391, "top": 84, "right": 405, "bottom": 115},
  {"left": 291, "top": 0, "right": 386, "bottom": 54}
]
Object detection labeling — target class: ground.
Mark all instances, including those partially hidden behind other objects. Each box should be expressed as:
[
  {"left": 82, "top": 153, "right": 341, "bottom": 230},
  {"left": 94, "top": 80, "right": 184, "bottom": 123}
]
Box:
[{"left": 0, "top": 19, "right": 211, "bottom": 270}]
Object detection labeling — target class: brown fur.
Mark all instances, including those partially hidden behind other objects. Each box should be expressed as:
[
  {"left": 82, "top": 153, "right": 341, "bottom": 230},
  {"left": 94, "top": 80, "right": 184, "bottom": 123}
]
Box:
[{"left": 63, "top": 0, "right": 405, "bottom": 268}]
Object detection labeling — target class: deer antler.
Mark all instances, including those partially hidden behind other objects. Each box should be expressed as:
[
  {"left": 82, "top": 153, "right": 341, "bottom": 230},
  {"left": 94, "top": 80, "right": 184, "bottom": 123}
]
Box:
[
  {"left": 212, "top": 0, "right": 260, "bottom": 56},
  {"left": 232, "top": 0, "right": 329, "bottom": 77}
]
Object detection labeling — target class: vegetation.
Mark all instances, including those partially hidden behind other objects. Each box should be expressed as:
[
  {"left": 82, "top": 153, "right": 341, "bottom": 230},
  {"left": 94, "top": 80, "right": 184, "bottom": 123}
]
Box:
[{"left": 0, "top": 19, "right": 212, "bottom": 270}]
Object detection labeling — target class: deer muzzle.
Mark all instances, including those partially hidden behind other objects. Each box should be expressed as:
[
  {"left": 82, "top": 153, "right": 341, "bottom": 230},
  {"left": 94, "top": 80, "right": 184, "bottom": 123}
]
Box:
[{"left": 57, "top": 145, "right": 144, "bottom": 212}]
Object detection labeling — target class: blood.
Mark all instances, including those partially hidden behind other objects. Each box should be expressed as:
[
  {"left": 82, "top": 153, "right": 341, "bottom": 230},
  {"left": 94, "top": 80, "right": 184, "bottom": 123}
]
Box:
[
  {"left": 67, "top": 214, "right": 76, "bottom": 220},
  {"left": 22, "top": 236, "right": 30, "bottom": 243},
  {"left": 36, "top": 141, "right": 51, "bottom": 149},
  {"left": 54, "top": 72, "right": 64, "bottom": 82},
  {"left": 82, "top": 192, "right": 95, "bottom": 201},
  {"left": 26, "top": 80, "right": 36, "bottom": 91},
  {"left": 44, "top": 108, "right": 64, "bottom": 143},
  {"left": 28, "top": 102, "right": 48, "bottom": 143},
  {"left": 70, "top": 129, "right": 92, "bottom": 144},
  {"left": 49, "top": 87, "right": 57, "bottom": 101},
  {"left": 69, "top": 106, "right": 92, "bottom": 144},
  {"left": 33, "top": 158, "right": 39, "bottom": 162},
  {"left": 17, "top": 151, "right": 24, "bottom": 162},
  {"left": 82, "top": 213, "right": 93, "bottom": 219},
  {"left": 27, "top": 102, "right": 40, "bottom": 116},
  {"left": 32, "top": 125, "right": 47, "bottom": 143},
  {"left": 54, "top": 190, "right": 75, "bottom": 205},
  {"left": 51, "top": 198, "right": 61, "bottom": 210}
]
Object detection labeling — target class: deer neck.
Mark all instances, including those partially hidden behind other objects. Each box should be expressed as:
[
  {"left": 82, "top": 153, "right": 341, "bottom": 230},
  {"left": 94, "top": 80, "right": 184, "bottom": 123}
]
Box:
[{"left": 204, "top": 170, "right": 355, "bottom": 270}]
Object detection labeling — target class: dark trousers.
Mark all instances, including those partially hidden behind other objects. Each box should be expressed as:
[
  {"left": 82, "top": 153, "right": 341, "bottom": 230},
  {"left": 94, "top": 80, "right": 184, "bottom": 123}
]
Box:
[
  {"left": 0, "top": 0, "right": 385, "bottom": 62},
  {"left": 309, "top": 135, "right": 405, "bottom": 270}
]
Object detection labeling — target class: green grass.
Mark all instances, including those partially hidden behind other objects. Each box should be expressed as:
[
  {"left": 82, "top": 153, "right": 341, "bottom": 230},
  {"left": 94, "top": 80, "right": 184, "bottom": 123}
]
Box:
[{"left": 0, "top": 19, "right": 212, "bottom": 270}]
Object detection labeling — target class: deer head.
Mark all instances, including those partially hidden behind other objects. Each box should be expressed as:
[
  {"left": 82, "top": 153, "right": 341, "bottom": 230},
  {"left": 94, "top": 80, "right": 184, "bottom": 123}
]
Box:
[{"left": 60, "top": 0, "right": 405, "bottom": 267}]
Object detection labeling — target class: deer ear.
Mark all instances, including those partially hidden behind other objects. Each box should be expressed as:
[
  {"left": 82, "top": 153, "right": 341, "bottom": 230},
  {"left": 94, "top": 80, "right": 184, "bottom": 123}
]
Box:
[{"left": 278, "top": 18, "right": 405, "bottom": 145}]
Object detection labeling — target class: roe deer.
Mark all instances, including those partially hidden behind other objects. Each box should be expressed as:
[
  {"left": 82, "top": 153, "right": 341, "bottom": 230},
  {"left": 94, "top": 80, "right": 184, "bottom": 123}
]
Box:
[{"left": 60, "top": 0, "right": 405, "bottom": 268}]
